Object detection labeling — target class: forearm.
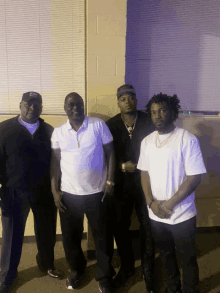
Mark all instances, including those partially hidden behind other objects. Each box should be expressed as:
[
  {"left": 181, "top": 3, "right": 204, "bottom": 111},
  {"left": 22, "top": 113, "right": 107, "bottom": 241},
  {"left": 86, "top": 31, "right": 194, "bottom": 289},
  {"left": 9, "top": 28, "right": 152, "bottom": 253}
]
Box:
[
  {"left": 141, "top": 170, "right": 153, "bottom": 205},
  {"left": 0, "top": 144, "right": 6, "bottom": 187},
  {"left": 103, "top": 142, "right": 115, "bottom": 182},
  {"left": 50, "top": 150, "right": 61, "bottom": 193},
  {"left": 168, "top": 174, "right": 201, "bottom": 208},
  {"left": 107, "top": 151, "right": 115, "bottom": 182},
  {"left": 141, "top": 170, "right": 170, "bottom": 218}
]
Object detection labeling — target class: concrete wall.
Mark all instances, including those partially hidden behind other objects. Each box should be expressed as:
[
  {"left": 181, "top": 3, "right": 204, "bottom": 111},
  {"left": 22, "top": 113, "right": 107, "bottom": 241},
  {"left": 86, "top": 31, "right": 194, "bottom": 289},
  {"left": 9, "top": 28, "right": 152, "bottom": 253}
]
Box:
[{"left": 86, "top": 0, "right": 127, "bottom": 120}]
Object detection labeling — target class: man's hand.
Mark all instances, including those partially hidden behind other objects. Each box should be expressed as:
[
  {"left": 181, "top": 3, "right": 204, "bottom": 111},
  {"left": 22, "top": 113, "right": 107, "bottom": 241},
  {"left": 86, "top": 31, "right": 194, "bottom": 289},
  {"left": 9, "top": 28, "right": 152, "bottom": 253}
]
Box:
[
  {"left": 101, "top": 182, "right": 114, "bottom": 202},
  {"left": 151, "top": 201, "right": 171, "bottom": 219},
  {"left": 52, "top": 190, "right": 67, "bottom": 212},
  {"left": 159, "top": 200, "right": 173, "bottom": 215},
  {"left": 123, "top": 161, "right": 137, "bottom": 173}
]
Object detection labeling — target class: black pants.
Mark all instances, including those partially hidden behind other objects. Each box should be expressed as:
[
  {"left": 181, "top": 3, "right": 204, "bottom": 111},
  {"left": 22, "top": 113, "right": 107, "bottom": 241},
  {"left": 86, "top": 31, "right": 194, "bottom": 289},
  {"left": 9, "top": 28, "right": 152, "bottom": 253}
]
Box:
[
  {"left": 151, "top": 216, "right": 199, "bottom": 293},
  {"left": 110, "top": 172, "right": 155, "bottom": 275},
  {"left": 0, "top": 187, "right": 57, "bottom": 286},
  {"left": 59, "top": 191, "right": 115, "bottom": 282}
]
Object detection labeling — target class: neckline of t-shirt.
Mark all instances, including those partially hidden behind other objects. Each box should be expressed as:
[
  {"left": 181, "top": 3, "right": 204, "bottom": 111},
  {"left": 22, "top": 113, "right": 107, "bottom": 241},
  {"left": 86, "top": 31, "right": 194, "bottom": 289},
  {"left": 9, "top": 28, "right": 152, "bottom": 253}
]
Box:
[
  {"left": 158, "top": 126, "right": 178, "bottom": 136},
  {"left": 19, "top": 116, "right": 39, "bottom": 128}
]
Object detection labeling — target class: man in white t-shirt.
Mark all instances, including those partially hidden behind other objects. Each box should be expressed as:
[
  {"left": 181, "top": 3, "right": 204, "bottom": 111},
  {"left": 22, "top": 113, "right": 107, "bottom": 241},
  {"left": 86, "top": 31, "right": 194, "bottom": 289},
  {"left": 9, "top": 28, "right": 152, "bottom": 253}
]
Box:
[
  {"left": 137, "top": 93, "right": 206, "bottom": 293},
  {"left": 51, "top": 92, "right": 116, "bottom": 293}
]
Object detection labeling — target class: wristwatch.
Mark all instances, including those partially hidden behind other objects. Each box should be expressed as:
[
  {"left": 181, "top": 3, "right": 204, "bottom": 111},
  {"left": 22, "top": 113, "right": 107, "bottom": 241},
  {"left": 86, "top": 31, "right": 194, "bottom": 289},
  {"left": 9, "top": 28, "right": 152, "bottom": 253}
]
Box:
[
  {"left": 121, "top": 163, "right": 126, "bottom": 172},
  {"left": 106, "top": 181, "right": 115, "bottom": 186}
]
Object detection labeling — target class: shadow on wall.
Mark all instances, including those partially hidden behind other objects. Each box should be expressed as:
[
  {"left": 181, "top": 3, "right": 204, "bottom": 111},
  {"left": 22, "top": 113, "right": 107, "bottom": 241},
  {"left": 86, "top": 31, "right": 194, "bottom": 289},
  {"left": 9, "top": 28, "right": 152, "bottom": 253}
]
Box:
[
  {"left": 126, "top": 0, "right": 220, "bottom": 111},
  {"left": 176, "top": 116, "right": 220, "bottom": 199},
  {"left": 89, "top": 113, "right": 111, "bottom": 122},
  {"left": 196, "top": 122, "right": 220, "bottom": 177}
]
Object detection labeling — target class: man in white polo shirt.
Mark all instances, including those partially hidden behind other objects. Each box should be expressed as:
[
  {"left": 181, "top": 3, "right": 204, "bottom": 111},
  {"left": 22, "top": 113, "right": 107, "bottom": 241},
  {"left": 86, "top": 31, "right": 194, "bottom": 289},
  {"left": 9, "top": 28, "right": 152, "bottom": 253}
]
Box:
[
  {"left": 51, "top": 92, "right": 116, "bottom": 293},
  {"left": 137, "top": 93, "right": 206, "bottom": 293}
]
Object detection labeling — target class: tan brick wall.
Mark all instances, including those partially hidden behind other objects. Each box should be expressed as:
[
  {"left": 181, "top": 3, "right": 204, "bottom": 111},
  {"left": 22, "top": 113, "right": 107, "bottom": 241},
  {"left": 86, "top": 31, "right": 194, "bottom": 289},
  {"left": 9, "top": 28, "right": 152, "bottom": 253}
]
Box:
[{"left": 86, "top": 0, "right": 127, "bottom": 120}]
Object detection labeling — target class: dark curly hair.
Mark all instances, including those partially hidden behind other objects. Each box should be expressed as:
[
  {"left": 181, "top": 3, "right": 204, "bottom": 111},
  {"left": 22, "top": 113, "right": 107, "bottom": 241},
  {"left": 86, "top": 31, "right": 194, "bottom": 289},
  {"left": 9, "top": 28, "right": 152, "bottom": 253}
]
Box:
[{"left": 145, "top": 93, "right": 181, "bottom": 122}]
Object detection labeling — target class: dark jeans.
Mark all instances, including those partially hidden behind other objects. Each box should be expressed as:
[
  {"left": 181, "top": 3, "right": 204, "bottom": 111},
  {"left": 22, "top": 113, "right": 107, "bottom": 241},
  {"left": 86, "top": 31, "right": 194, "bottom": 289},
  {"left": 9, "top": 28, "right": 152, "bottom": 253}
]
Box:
[
  {"left": 150, "top": 216, "right": 199, "bottom": 293},
  {"left": 111, "top": 172, "right": 155, "bottom": 276},
  {"left": 59, "top": 191, "right": 115, "bottom": 282},
  {"left": 0, "top": 187, "right": 57, "bottom": 286}
]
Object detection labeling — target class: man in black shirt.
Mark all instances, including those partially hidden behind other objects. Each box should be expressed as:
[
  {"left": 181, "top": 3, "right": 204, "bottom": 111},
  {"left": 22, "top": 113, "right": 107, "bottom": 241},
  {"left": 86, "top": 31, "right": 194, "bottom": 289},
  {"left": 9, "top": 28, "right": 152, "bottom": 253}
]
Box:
[
  {"left": 0, "top": 92, "right": 62, "bottom": 293},
  {"left": 106, "top": 84, "right": 155, "bottom": 293}
]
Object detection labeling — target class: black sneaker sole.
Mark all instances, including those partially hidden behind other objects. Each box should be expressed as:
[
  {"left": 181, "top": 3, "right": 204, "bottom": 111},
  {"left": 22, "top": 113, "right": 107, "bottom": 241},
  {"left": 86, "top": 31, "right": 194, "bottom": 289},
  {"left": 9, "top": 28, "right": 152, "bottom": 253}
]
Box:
[{"left": 66, "top": 273, "right": 85, "bottom": 290}]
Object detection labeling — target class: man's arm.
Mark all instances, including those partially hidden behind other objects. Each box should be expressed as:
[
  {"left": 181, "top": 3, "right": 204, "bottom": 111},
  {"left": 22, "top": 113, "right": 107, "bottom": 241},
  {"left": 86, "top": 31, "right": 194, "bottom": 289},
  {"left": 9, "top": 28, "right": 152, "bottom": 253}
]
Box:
[
  {"left": 102, "top": 141, "right": 115, "bottom": 201},
  {"left": 160, "top": 174, "right": 201, "bottom": 212},
  {"left": 141, "top": 170, "right": 170, "bottom": 219},
  {"left": 0, "top": 134, "right": 7, "bottom": 199},
  {"left": 51, "top": 148, "right": 67, "bottom": 212}
]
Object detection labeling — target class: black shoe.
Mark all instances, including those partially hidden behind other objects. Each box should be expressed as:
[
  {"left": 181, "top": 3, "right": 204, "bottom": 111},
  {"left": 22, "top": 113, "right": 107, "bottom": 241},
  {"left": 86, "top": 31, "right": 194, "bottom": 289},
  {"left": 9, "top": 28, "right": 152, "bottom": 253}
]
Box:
[
  {"left": 99, "top": 280, "right": 116, "bottom": 293},
  {"left": 113, "top": 267, "right": 135, "bottom": 288},
  {"left": 143, "top": 272, "right": 155, "bottom": 292},
  {"left": 66, "top": 270, "right": 85, "bottom": 289},
  {"left": 47, "top": 268, "right": 63, "bottom": 279}
]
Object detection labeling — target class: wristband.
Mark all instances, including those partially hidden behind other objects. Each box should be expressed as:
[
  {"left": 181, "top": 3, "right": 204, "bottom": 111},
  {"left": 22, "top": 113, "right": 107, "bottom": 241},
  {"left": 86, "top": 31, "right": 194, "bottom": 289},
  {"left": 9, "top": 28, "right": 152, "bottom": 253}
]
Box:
[
  {"left": 148, "top": 200, "right": 154, "bottom": 209},
  {"left": 106, "top": 180, "right": 115, "bottom": 186}
]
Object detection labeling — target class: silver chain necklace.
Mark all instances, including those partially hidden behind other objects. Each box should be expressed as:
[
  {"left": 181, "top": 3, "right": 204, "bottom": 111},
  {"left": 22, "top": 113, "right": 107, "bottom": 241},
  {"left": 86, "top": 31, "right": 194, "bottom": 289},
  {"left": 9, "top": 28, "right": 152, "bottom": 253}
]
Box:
[{"left": 121, "top": 114, "right": 137, "bottom": 139}]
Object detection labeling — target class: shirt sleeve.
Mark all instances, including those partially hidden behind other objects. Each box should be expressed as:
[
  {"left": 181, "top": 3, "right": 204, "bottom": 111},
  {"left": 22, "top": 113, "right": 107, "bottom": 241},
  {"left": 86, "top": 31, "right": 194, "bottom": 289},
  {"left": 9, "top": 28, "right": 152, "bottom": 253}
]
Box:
[
  {"left": 137, "top": 138, "right": 149, "bottom": 171},
  {"left": 0, "top": 133, "right": 6, "bottom": 187},
  {"left": 98, "top": 120, "right": 113, "bottom": 145},
  {"left": 183, "top": 133, "right": 207, "bottom": 176},
  {"left": 51, "top": 128, "right": 60, "bottom": 149}
]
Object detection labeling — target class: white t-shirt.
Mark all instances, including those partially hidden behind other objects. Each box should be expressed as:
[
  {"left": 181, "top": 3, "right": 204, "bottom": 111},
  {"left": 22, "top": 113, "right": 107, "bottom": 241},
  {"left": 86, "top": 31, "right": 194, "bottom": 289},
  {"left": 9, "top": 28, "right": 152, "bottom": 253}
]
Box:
[
  {"left": 137, "top": 127, "right": 207, "bottom": 224},
  {"left": 51, "top": 116, "right": 113, "bottom": 195},
  {"left": 18, "top": 116, "right": 39, "bottom": 135}
]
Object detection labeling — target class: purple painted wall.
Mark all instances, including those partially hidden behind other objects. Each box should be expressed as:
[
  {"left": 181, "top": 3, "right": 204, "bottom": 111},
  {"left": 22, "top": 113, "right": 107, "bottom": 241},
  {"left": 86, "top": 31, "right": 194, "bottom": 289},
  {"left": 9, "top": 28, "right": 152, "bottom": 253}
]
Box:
[{"left": 126, "top": 0, "right": 220, "bottom": 111}]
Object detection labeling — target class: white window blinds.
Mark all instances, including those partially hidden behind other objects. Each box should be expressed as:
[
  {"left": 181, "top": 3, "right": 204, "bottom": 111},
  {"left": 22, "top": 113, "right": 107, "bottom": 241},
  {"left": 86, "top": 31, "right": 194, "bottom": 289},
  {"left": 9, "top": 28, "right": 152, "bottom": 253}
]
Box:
[
  {"left": 0, "top": 0, "right": 85, "bottom": 114},
  {"left": 126, "top": 0, "right": 220, "bottom": 111}
]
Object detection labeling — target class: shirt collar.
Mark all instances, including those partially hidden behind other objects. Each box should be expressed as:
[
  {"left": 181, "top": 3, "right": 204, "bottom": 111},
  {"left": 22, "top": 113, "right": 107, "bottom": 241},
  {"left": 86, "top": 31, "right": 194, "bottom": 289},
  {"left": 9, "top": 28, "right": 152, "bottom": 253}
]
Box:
[{"left": 66, "top": 115, "right": 88, "bottom": 131}]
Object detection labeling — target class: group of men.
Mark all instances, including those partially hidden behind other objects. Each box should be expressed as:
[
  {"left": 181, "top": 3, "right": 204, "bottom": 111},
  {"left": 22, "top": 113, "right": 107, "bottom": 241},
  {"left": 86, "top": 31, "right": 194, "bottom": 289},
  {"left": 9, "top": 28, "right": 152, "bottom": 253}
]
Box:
[{"left": 0, "top": 85, "right": 206, "bottom": 293}]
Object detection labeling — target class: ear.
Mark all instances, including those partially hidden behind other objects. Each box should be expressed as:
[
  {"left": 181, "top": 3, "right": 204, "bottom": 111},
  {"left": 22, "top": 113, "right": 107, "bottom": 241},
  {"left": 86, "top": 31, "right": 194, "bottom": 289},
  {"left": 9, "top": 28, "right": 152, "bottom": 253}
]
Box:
[
  {"left": 117, "top": 100, "right": 120, "bottom": 108},
  {"left": 170, "top": 109, "right": 175, "bottom": 121},
  {"left": 19, "top": 102, "right": 22, "bottom": 110}
]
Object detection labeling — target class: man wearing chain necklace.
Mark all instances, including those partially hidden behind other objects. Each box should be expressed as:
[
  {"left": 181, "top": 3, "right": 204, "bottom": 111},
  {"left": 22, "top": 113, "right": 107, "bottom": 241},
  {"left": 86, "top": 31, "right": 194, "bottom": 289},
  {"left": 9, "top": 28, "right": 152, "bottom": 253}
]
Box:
[
  {"left": 106, "top": 84, "right": 155, "bottom": 293},
  {"left": 138, "top": 93, "right": 206, "bottom": 293},
  {"left": 51, "top": 92, "right": 116, "bottom": 293}
]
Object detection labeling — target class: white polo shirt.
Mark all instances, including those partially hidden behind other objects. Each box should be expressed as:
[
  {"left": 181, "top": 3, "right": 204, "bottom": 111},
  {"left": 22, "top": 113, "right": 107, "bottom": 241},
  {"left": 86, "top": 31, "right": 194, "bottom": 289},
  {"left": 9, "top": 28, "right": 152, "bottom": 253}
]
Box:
[
  {"left": 51, "top": 116, "right": 113, "bottom": 195},
  {"left": 137, "top": 127, "right": 207, "bottom": 224}
]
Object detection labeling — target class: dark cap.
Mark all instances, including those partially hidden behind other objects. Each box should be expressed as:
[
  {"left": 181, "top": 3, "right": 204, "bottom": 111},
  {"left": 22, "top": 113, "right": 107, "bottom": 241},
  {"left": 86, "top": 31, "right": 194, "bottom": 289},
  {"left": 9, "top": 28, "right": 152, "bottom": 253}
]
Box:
[
  {"left": 22, "top": 92, "right": 42, "bottom": 103},
  {"left": 117, "top": 84, "right": 136, "bottom": 99}
]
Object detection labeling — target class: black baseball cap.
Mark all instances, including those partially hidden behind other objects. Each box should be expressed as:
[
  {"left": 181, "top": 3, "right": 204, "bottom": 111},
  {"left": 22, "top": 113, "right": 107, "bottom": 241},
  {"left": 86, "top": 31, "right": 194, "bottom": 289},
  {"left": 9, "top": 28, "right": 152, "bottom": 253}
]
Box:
[{"left": 22, "top": 92, "right": 42, "bottom": 102}]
